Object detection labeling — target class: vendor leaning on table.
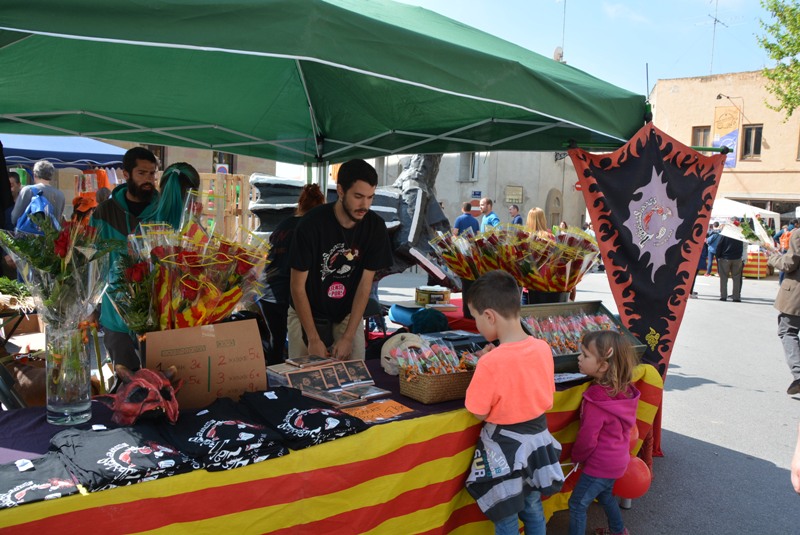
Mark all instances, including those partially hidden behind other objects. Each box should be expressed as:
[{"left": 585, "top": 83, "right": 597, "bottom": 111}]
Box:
[
  {"left": 288, "top": 159, "right": 392, "bottom": 361},
  {"left": 91, "top": 147, "right": 199, "bottom": 373}
]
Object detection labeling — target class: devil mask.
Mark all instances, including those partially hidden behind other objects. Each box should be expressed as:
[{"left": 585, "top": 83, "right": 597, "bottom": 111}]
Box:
[{"left": 95, "top": 365, "right": 183, "bottom": 426}]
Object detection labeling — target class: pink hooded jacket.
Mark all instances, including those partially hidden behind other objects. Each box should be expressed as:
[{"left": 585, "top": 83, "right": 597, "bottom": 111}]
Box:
[{"left": 571, "top": 383, "right": 641, "bottom": 479}]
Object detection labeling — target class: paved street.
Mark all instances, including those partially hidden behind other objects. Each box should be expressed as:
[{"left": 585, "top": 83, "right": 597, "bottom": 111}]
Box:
[{"left": 379, "top": 269, "right": 800, "bottom": 533}]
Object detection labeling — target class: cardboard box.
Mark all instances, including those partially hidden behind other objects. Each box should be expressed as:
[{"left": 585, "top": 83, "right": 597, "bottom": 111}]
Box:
[
  {"left": 520, "top": 301, "right": 645, "bottom": 373},
  {"left": 146, "top": 319, "right": 266, "bottom": 409},
  {"left": 4, "top": 313, "right": 43, "bottom": 336}
]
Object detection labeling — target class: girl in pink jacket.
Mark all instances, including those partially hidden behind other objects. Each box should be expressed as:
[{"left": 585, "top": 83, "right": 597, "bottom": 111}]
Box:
[{"left": 569, "top": 330, "right": 641, "bottom": 535}]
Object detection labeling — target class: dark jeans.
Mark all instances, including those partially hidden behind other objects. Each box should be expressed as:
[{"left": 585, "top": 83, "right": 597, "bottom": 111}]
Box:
[
  {"left": 568, "top": 473, "right": 624, "bottom": 535},
  {"left": 257, "top": 299, "right": 289, "bottom": 365}
]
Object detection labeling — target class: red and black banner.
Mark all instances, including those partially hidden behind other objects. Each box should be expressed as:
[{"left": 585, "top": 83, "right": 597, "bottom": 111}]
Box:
[{"left": 570, "top": 125, "right": 726, "bottom": 453}]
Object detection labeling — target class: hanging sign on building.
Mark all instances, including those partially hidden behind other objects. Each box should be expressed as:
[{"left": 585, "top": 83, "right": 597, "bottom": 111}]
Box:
[{"left": 712, "top": 106, "right": 739, "bottom": 168}]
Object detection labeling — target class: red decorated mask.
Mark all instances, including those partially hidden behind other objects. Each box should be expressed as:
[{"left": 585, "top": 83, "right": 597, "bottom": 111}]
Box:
[{"left": 96, "top": 366, "right": 183, "bottom": 426}]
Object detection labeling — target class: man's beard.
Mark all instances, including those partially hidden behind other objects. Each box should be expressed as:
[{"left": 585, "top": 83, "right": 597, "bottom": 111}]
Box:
[
  {"left": 128, "top": 181, "right": 155, "bottom": 202},
  {"left": 340, "top": 198, "right": 367, "bottom": 223}
]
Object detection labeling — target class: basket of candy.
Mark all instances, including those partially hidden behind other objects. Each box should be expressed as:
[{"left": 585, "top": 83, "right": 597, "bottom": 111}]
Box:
[{"left": 397, "top": 341, "right": 480, "bottom": 404}]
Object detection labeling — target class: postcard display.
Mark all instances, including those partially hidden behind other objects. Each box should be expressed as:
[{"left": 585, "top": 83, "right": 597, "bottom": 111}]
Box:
[{"left": 268, "top": 356, "right": 391, "bottom": 409}]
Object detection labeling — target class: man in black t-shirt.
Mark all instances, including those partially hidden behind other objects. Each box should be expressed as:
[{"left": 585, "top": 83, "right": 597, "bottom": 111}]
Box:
[{"left": 288, "top": 159, "right": 392, "bottom": 360}]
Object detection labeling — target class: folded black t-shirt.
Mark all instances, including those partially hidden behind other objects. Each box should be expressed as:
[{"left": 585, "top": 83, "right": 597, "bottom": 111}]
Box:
[
  {"left": 159, "top": 397, "right": 288, "bottom": 471},
  {"left": 240, "top": 387, "right": 368, "bottom": 450},
  {"left": 50, "top": 423, "right": 192, "bottom": 492},
  {"left": 0, "top": 452, "right": 77, "bottom": 508}
]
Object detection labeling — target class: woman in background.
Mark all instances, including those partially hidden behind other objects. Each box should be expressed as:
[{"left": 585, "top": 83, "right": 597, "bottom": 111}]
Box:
[
  {"left": 258, "top": 184, "right": 326, "bottom": 364},
  {"left": 522, "top": 207, "right": 556, "bottom": 305},
  {"left": 526, "top": 207, "right": 555, "bottom": 240}
]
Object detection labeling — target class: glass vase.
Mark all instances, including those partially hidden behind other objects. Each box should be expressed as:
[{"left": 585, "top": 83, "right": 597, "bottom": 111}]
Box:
[{"left": 46, "top": 327, "right": 92, "bottom": 425}]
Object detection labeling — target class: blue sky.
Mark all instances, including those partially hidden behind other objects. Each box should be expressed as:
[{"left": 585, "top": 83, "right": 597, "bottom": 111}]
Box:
[
  {"left": 278, "top": 0, "right": 771, "bottom": 177},
  {"left": 400, "top": 0, "right": 771, "bottom": 95}
]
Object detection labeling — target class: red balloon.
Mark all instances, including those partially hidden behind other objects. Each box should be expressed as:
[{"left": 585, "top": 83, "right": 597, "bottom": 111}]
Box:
[
  {"left": 629, "top": 425, "right": 640, "bottom": 453},
  {"left": 613, "top": 456, "right": 651, "bottom": 499}
]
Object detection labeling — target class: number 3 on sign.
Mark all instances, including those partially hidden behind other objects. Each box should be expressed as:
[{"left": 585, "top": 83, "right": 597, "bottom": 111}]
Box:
[{"left": 216, "top": 371, "right": 225, "bottom": 385}]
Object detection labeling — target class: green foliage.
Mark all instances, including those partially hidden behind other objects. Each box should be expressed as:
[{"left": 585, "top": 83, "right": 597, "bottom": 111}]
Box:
[
  {"left": 758, "top": 0, "right": 800, "bottom": 118},
  {"left": 0, "top": 277, "right": 31, "bottom": 299}
]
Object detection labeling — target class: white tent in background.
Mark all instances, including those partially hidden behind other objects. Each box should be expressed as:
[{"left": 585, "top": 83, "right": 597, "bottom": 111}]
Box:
[{"left": 710, "top": 197, "right": 780, "bottom": 231}]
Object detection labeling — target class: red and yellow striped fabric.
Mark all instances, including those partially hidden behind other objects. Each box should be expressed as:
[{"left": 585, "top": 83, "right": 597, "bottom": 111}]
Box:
[{"left": 0, "top": 366, "right": 662, "bottom": 534}]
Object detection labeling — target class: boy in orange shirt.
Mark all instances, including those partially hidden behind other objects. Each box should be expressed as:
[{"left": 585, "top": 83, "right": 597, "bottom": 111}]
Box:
[{"left": 464, "top": 270, "right": 564, "bottom": 535}]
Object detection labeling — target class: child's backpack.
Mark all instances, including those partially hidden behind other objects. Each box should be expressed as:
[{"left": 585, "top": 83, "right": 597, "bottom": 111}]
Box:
[{"left": 15, "top": 188, "right": 60, "bottom": 235}]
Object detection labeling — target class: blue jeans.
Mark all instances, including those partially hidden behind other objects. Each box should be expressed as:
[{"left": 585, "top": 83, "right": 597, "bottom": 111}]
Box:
[
  {"left": 568, "top": 473, "right": 624, "bottom": 535},
  {"left": 494, "top": 490, "right": 545, "bottom": 535}
]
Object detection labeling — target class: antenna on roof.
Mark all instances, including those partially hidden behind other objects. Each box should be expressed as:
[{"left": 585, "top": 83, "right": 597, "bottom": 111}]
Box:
[{"left": 709, "top": 0, "right": 728, "bottom": 74}]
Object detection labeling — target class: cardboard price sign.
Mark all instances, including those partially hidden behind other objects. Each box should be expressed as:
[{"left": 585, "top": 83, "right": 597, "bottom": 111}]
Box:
[{"left": 146, "top": 319, "right": 266, "bottom": 409}]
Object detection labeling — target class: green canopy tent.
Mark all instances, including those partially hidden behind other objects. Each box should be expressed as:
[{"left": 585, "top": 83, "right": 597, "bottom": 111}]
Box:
[{"left": 0, "top": 0, "right": 646, "bottom": 167}]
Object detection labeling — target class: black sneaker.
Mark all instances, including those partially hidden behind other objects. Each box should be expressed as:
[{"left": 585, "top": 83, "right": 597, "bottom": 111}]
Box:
[{"left": 788, "top": 379, "right": 800, "bottom": 396}]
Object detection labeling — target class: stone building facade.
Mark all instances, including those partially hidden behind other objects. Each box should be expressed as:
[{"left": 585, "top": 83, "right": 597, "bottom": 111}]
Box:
[{"left": 650, "top": 70, "right": 800, "bottom": 220}]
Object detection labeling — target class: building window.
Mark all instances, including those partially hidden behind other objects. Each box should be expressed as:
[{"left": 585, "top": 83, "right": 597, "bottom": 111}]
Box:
[
  {"left": 691, "top": 126, "right": 710, "bottom": 151},
  {"left": 213, "top": 151, "right": 235, "bottom": 174},
  {"left": 457, "top": 152, "right": 477, "bottom": 182},
  {"left": 741, "top": 125, "right": 762, "bottom": 160},
  {"left": 143, "top": 144, "right": 166, "bottom": 168}
]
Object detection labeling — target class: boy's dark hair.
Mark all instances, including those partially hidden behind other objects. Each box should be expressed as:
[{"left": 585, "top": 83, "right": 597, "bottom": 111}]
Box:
[
  {"left": 337, "top": 159, "right": 377, "bottom": 192},
  {"left": 466, "top": 270, "right": 520, "bottom": 319},
  {"left": 462, "top": 202, "right": 472, "bottom": 212},
  {"left": 123, "top": 147, "right": 158, "bottom": 175}
]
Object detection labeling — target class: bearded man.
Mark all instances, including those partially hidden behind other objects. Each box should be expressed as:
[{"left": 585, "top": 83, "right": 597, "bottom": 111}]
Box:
[
  {"left": 288, "top": 159, "right": 392, "bottom": 360},
  {"left": 91, "top": 147, "right": 170, "bottom": 372}
]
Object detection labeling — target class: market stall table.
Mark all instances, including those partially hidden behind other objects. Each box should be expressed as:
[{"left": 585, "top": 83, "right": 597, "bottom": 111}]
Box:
[{"left": 0, "top": 361, "right": 663, "bottom": 534}]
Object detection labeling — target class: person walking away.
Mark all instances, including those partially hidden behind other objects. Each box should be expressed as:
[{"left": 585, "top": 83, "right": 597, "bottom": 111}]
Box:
[
  {"left": 705, "top": 221, "right": 721, "bottom": 276},
  {"left": 479, "top": 197, "right": 500, "bottom": 232},
  {"left": 509, "top": 204, "right": 523, "bottom": 225},
  {"left": 464, "top": 270, "right": 564, "bottom": 535},
  {"left": 568, "top": 330, "right": 640, "bottom": 535},
  {"left": 288, "top": 159, "right": 392, "bottom": 360},
  {"left": 453, "top": 201, "right": 479, "bottom": 236},
  {"left": 258, "top": 184, "right": 325, "bottom": 365},
  {"left": 715, "top": 225, "right": 744, "bottom": 302},
  {"left": 11, "top": 160, "right": 66, "bottom": 227},
  {"left": 767, "top": 229, "right": 800, "bottom": 395}
]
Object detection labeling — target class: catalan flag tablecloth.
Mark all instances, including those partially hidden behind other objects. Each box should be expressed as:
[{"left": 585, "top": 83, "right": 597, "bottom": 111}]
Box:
[{"left": 0, "top": 364, "right": 662, "bottom": 534}]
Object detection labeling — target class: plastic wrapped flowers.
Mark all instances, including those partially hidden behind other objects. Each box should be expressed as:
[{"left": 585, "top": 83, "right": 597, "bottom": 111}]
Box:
[
  {"left": 106, "top": 216, "right": 270, "bottom": 335},
  {"left": 429, "top": 224, "right": 600, "bottom": 292}
]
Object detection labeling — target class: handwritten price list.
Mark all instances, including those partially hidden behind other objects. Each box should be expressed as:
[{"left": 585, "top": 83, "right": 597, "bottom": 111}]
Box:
[{"left": 146, "top": 320, "right": 267, "bottom": 409}]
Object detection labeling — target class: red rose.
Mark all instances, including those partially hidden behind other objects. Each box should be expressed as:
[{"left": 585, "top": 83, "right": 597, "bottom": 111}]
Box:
[
  {"left": 181, "top": 283, "right": 198, "bottom": 301},
  {"left": 53, "top": 229, "right": 71, "bottom": 258},
  {"left": 125, "top": 262, "right": 148, "bottom": 283},
  {"left": 151, "top": 246, "right": 166, "bottom": 260}
]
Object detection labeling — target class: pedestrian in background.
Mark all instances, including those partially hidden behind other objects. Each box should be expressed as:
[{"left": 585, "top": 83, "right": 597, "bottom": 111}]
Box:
[
  {"left": 453, "top": 201, "right": 479, "bottom": 236},
  {"left": 479, "top": 198, "right": 500, "bottom": 232},
  {"left": 509, "top": 204, "right": 523, "bottom": 225},
  {"left": 767, "top": 228, "right": 800, "bottom": 395},
  {"left": 715, "top": 222, "right": 745, "bottom": 302}
]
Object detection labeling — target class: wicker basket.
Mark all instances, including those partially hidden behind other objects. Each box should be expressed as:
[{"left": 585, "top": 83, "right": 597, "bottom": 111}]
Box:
[{"left": 399, "top": 369, "right": 474, "bottom": 404}]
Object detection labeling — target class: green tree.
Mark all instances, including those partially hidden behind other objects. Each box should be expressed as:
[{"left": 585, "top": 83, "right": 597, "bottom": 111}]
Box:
[{"left": 758, "top": 0, "right": 800, "bottom": 118}]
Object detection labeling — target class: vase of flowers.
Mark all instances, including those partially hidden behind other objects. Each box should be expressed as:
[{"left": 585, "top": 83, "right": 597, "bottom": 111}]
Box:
[
  {"left": 0, "top": 215, "right": 117, "bottom": 424},
  {"left": 45, "top": 325, "right": 96, "bottom": 424}
]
